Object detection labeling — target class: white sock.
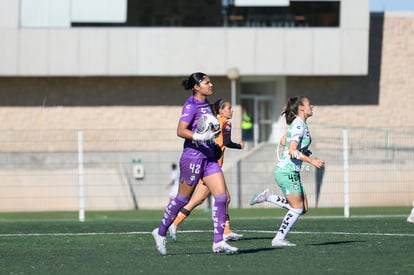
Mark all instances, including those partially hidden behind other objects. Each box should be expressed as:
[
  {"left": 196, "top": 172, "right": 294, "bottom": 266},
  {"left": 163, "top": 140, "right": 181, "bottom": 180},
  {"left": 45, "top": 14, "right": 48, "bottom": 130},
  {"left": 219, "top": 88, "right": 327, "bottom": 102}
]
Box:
[
  {"left": 275, "top": 208, "right": 303, "bottom": 240},
  {"left": 267, "top": 194, "right": 292, "bottom": 210}
]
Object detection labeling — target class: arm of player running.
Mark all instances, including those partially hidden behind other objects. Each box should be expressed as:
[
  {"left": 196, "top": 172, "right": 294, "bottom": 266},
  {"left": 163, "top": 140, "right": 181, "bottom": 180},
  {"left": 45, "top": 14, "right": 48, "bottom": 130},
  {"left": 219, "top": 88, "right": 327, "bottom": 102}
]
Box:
[
  {"left": 177, "top": 120, "right": 195, "bottom": 140},
  {"left": 222, "top": 121, "right": 244, "bottom": 149},
  {"left": 222, "top": 132, "right": 243, "bottom": 149},
  {"left": 288, "top": 140, "right": 324, "bottom": 168},
  {"left": 280, "top": 134, "right": 286, "bottom": 146}
]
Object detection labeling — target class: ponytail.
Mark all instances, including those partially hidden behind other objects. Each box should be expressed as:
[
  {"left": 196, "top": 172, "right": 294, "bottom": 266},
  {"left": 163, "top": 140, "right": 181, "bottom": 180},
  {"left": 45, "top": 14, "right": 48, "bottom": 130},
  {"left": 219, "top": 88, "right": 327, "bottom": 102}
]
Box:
[
  {"left": 182, "top": 72, "right": 207, "bottom": 92},
  {"left": 281, "top": 96, "right": 306, "bottom": 124},
  {"left": 212, "top": 98, "right": 228, "bottom": 116}
]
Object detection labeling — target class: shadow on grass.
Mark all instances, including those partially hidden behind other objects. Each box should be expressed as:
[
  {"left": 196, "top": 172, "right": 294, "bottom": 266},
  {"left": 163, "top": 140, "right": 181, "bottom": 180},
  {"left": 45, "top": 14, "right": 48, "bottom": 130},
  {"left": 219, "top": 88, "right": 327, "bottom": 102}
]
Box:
[
  {"left": 239, "top": 247, "right": 279, "bottom": 254},
  {"left": 307, "top": 240, "right": 366, "bottom": 246},
  {"left": 240, "top": 236, "right": 272, "bottom": 241},
  {"left": 172, "top": 247, "right": 278, "bottom": 256}
]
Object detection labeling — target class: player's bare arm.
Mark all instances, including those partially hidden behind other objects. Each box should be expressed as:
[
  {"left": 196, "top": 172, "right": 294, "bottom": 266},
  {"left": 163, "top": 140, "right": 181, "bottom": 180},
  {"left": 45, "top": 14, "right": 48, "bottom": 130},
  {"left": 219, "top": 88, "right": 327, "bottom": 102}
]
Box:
[{"left": 288, "top": 140, "right": 325, "bottom": 168}]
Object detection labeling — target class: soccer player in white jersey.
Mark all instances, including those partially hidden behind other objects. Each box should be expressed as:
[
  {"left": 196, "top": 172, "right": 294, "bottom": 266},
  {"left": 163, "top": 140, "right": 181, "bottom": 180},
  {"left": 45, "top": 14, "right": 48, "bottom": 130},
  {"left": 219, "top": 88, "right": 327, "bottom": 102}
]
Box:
[{"left": 249, "top": 96, "right": 325, "bottom": 246}]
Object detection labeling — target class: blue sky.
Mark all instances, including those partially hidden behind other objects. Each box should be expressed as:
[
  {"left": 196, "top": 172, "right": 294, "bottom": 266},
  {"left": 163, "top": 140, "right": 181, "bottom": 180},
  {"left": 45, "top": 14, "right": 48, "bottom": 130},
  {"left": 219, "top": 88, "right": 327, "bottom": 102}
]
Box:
[{"left": 370, "top": 0, "right": 414, "bottom": 11}]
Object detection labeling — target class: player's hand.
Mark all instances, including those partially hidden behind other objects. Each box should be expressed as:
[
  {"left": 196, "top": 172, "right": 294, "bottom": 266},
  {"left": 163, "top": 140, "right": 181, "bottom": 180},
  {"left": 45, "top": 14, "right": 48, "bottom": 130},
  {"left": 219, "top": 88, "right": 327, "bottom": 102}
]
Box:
[
  {"left": 311, "top": 158, "right": 325, "bottom": 168},
  {"left": 193, "top": 130, "right": 220, "bottom": 141}
]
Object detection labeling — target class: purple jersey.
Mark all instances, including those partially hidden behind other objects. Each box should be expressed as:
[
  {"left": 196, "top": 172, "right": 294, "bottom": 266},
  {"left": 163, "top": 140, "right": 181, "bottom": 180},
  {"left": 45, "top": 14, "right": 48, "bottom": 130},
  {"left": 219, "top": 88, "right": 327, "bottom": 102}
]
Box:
[{"left": 180, "top": 95, "right": 215, "bottom": 160}]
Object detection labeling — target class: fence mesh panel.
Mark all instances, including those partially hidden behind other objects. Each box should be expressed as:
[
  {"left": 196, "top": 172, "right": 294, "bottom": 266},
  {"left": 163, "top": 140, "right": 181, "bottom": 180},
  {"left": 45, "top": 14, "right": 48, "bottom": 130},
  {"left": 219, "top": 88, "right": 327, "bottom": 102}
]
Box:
[{"left": 0, "top": 126, "right": 413, "bottom": 213}]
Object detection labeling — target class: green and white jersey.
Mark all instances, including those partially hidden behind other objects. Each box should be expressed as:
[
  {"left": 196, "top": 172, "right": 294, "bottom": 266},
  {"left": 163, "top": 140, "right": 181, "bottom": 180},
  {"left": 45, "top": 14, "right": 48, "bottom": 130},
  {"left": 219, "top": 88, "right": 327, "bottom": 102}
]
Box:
[{"left": 277, "top": 117, "right": 311, "bottom": 172}]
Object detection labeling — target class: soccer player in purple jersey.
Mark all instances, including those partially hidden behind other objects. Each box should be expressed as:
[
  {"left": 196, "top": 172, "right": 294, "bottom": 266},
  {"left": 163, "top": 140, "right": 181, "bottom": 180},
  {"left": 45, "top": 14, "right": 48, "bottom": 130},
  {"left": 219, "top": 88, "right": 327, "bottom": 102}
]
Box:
[{"left": 152, "top": 72, "right": 238, "bottom": 255}]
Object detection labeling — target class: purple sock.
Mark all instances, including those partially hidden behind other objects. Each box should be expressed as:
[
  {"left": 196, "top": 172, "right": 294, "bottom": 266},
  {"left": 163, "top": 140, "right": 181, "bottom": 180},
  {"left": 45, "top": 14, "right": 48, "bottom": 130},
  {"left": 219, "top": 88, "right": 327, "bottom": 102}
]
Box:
[
  {"left": 212, "top": 193, "right": 227, "bottom": 243},
  {"left": 158, "top": 193, "right": 189, "bottom": 236}
]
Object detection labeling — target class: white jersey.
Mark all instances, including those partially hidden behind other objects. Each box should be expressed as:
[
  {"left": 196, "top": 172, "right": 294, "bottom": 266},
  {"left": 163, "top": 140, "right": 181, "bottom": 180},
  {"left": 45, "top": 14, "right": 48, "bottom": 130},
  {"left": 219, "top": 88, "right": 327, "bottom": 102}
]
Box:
[{"left": 277, "top": 117, "right": 312, "bottom": 172}]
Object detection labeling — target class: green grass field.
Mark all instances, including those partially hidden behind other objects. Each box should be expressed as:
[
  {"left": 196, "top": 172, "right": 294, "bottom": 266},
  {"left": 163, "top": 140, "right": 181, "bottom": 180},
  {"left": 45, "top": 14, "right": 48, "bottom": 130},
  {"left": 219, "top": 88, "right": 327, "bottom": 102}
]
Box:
[{"left": 0, "top": 208, "right": 413, "bottom": 275}]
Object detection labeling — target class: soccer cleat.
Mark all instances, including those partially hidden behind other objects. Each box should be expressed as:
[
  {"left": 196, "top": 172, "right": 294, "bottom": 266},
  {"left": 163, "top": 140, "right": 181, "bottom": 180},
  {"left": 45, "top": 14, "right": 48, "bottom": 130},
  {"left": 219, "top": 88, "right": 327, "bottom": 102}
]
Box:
[
  {"left": 168, "top": 224, "right": 177, "bottom": 241},
  {"left": 249, "top": 188, "right": 271, "bottom": 205},
  {"left": 223, "top": 231, "right": 244, "bottom": 241},
  {"left": 212, "top": 240, "right": 238, "bottom": 254},
  {"left": 271, "top": 238, "right": 296, "bottom": 247},
  {"left": 152, "top": 228, "right": 167, "bottom": 255}
]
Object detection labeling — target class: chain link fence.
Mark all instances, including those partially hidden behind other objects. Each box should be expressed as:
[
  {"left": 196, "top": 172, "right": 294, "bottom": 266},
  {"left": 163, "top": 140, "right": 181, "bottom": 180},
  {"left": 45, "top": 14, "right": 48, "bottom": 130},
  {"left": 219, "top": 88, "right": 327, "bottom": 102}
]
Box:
[{"left": 0, "top": 126, "right": 413, "bottom": 214}]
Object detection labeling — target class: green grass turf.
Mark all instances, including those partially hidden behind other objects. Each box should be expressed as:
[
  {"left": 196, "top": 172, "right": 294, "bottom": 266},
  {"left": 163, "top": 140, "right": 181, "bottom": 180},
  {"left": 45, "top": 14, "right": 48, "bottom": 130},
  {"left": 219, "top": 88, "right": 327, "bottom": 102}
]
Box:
[{"left": 0, "top": 208, "right": 413, "bottom": 275}]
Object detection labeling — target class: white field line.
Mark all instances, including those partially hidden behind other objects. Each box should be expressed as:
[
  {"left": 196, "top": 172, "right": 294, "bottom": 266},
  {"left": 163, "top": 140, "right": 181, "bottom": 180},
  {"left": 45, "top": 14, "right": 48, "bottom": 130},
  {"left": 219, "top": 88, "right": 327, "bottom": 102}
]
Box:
[{"left": 0, "top": 229, "right": 413, "bottom": 238}]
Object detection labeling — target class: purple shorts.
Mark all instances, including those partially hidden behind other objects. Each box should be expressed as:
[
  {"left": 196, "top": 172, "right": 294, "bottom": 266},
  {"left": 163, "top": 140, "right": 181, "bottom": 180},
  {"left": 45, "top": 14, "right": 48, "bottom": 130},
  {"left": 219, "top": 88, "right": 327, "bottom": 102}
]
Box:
[{"left": 179, "top": 148, "right": 222, "bottom": 186}]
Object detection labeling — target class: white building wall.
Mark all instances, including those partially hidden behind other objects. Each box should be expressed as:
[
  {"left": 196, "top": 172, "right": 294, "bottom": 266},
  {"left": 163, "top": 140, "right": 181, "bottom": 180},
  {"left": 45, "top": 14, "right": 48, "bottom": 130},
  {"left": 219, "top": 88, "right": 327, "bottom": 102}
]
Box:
[
  {"left": 195, "top": 29, "right": 227, "bottom": 75},
  {"left": 108, "top": 29, "right": 139, "bottom": 75},
  {"left": 49, "top": 29, "right": 79, "bottom": 75},
  {"left": 0, "top": 30, "right": 19, "bottom": 75},
  {"left": 254, "top": 29, "right": 285, "bottom": 74},
  {"left": 0, "top": 0, "right": 19, "bottom": 28},
  {"left": 313, "top": 29, "right": 341, "bottom": 74},
  {"left": 0, "top": 0, "right": 370, "bottom": 77},
  {"left": 78, "top": 29, "right": 109, "bottom": 75},
  {"left": 19, "top": 30, "right": 49, "bottom": 74}
]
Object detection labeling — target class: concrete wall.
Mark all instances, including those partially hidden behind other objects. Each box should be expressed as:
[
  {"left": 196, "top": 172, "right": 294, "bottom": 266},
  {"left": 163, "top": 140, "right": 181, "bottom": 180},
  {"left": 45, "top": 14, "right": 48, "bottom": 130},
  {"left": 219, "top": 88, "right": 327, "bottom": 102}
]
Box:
[
  {"left": 0, "top": 12, "right": 410, "bottom": 130},
  {"left": 0, "top": 0, "right": 369, "bottom": 76},
  {"left": 314, "top": 12, "right": 414, "bottom": 128}
]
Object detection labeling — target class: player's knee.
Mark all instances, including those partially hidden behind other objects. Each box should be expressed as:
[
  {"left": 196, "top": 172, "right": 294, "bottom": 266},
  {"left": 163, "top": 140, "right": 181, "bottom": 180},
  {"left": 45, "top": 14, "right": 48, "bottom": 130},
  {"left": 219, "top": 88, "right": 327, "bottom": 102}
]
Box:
[
  {"left": 176, "top": 193, "right": 190, "bottom": 204},
  {"left": 291, "top": 207, "right": 304, "bottom": 216},
  {"left": 214, "top": 193, "right": 227, "bottom": 203}
]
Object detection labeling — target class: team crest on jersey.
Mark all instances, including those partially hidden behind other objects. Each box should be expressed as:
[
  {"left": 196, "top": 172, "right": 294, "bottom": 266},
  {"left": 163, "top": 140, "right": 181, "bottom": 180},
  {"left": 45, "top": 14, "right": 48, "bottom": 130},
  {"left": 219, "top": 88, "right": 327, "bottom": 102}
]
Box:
[
  {"left": 293, "top": 183, "right": 299, "bottom": 190},
  {"left": 190, "top": 173, "right": 196, "bottom": 182}
]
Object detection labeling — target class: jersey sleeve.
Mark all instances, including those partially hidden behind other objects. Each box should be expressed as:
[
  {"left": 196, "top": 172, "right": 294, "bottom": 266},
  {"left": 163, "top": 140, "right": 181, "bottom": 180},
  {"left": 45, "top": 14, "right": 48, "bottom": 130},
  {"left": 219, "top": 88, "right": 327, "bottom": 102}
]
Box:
[
  {"left": 180, "top": 102, "right": 197, "bottom": 131},
  {"left": 290, "top": 119, "right": 304, "bottom": 143},
  {"left": 222, "top": 121, "right": 242, "bottom": 149}
]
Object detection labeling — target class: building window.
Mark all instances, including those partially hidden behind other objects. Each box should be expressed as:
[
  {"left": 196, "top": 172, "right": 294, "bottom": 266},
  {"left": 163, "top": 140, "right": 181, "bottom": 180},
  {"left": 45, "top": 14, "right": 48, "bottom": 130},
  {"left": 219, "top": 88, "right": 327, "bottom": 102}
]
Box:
[{"left": 71, "top": 0, "right": 340, "bottom": 28}]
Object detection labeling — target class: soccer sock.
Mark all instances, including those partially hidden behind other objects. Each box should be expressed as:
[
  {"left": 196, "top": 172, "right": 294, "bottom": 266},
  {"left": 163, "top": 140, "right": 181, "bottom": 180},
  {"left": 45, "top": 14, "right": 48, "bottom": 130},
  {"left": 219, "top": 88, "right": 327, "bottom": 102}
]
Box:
[
  {"left": 212, "top": 194, "right": 227, "bottom": 243},
  {"left": 275, "top": 208, "right": 303, "bottom": 240},
  {"left": 267, "top": 194, "right": 292, "bottom": 210},
  {"left": 158, "top": 193, "right": 190, "bottom": 236},
  {"left": 172, "top": 208, "right": 191, "bottom": 226},
  {"left": 224, "top": 214, "right": 231, "bottom": 234}
]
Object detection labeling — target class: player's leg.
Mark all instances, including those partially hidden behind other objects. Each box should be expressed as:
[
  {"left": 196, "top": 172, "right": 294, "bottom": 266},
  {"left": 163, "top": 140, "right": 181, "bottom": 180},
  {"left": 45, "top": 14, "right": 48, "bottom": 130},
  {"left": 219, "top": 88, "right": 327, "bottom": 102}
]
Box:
[
  {"left": 268, "top": 193, "right": 292, "bottom": 209},
  {"left": 152, "top": 156, "right": 201, "bottom": 255},
  {"left": 223, "top": 186, "right": 243, "bottom": 241},
  {"left": 271, "top": 193, "right": 303, "bottom": 247},
  {"left": 203, "top": 164, "right": 238, "bottom": 254},
  {"left": 249, "top": 187, "right": 293, "bottom": 210},
  {"left": 302, "top": 193, "right": 309, "bottom": 214},
  {"left": 169, "top": 182, "right": 211, "bottom": 241},
  {"left": 249, "top": 168, "right": 293, "bottom": 210},
  {"left": 271, "top": 169, "right": 304, "bottom": 247},
  {"left": 153, "top": 182, "right": 195, "bottom": 255},
  {"left": 174, "top": 182, "right": 210, "bottom": 224}
]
